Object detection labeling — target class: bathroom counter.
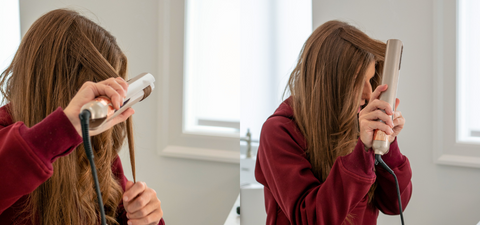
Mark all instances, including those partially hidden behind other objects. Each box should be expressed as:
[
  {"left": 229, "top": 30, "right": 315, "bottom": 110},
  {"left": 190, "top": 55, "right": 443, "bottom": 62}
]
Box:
[{"left": 223, "top": 194, "right": 240, "bottom": 225}]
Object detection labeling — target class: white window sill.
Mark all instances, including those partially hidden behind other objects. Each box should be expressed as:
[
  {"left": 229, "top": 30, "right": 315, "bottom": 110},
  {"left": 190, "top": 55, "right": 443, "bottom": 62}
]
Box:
[{"left": 159, "top": 145, "right": 240, "bottom": 164}]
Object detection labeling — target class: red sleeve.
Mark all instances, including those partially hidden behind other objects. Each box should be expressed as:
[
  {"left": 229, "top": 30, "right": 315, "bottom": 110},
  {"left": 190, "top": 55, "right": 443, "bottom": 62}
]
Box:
[
  {"left": 112, "top": 157, "right": 165, "bottom": 225},
  {"left": 373, "top": 137, "right": 413, "bottom": 215},
  {"left": 255, "top": 116, "right": 376, "bottom": 225},
  {"left": 0, "top": 107, "right": 83, "bottom": 214}
]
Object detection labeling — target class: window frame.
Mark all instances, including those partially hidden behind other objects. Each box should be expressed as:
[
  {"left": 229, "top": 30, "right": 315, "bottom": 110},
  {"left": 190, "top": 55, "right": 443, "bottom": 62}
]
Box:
[
  {"left": 433, "top": 0, "right": 480, "bottom": 168},
  {"left": 0, "top": 0, "right": 21, "bottom": 104},
  {"left": 157, "top": 0, "right": 239, "bottom": 164}
]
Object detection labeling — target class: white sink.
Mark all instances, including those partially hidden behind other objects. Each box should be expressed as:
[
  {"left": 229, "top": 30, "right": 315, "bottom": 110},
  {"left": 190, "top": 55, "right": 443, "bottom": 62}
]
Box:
[
  {"left": 240, "top": 145, "right": 267, "bottom": 224},
  {"left": 240, "top": 155, "right": 259, "bottom": 185},
  {"left": 240, "top": 183, "right": 267, "bottom": 225}
]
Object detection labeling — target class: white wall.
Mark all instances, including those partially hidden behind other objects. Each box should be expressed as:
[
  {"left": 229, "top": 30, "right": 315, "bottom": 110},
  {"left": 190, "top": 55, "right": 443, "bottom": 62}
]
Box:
[
  {"left": 19, "top": 1, "right": 239, "bottom": 224},
  {"left": 313, "top": 0, "right": 480, "bottom": 224}
]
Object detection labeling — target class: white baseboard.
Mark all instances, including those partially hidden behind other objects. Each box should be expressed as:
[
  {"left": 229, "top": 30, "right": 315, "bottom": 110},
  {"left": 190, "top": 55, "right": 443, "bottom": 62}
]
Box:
[{"left": 435, "top": 154, "right": 480, "bottom": 168}]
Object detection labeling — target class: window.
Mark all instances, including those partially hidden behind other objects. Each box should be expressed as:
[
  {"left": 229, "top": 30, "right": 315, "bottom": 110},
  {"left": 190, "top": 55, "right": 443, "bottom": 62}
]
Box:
[
  {"left": 184, "top": 0, "right": 240, "bottom": 136},
  {"left": 0, "top": 0, "right": 21, "bottom": 103},
  {"left": 239, "top": 0, "right": 312, "bottom": 148},
  {"left": 159, "top": 0, "right": 312, "bottom": 164},
  {"left": 157, "top": 0, "right": 239, "bottom": 163},
  {"left": 433, "top": 0, "right": 480, "bottom": 168},
  {"left": 457, "top": 0, "right": 480, "bottom": 143}
]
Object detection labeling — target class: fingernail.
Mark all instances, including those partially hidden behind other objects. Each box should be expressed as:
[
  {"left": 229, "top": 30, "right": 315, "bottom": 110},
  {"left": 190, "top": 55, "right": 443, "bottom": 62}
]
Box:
[
  {"left": 124, "top": 196, "right": 128, "bottom": 201},
  {"left": 390, "top": 129, "right": 394, "bottom": 134},
  {"left": 127, "top": 213, "right": 130, "bottom": 219}
]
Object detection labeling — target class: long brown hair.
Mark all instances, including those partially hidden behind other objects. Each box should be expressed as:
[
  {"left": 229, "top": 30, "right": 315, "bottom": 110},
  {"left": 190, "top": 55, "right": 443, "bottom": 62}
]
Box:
[
  {"left": 286, "top": 21, "right": 385, "bottom": 200},
  {"left": 0, "top": 9, "right": 134, "bottom": 225}
]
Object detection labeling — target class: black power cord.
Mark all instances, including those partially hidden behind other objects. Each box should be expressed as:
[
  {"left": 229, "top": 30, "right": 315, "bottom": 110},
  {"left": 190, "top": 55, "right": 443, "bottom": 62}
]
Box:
[
  {"left": 79, "top": 110, "right": 107, "bottom": 225},
  {"left": 375, "top": 154, "right": 404, "bottom": 225}
]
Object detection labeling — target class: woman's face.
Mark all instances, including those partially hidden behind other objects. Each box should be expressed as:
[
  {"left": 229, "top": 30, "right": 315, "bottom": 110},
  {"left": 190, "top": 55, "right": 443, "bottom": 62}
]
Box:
[{"left": 358, "top": 61, "right": 376, "bottom": 113}]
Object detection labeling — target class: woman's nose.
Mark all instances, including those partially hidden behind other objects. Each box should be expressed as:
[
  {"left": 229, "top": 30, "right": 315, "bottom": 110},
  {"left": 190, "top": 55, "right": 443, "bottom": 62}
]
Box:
[
  {"left": 362, "top": 84, "right": 372, "bottom": 101},
  {"left": 363, "top": 90, "right": 371, "bottom": 100}
]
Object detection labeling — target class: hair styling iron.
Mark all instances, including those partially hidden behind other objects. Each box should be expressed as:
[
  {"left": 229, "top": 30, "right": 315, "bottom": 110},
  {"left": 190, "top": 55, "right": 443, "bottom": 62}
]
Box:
[
  {"left": 79, "top": 72, "right": 155, "bottom": 225},
  {"left": 372, "top": 39, "right": 405, "bottom": 225},
  {"left": 80, "top": 72, "right": 155, "bottom": 130},
  {"left": 372, "top": 40, "right": 403, "bottom": 155}
]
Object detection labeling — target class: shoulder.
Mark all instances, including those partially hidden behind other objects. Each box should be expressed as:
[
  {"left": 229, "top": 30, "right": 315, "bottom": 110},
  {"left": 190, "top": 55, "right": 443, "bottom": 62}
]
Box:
[
  {"left": 259, "top": 98, "right": 307, "bottom": 152},
  {"left": 260, "top": 115, "right": 307, "bottom": 155},
  {"left": 262, "top": 115, "right": 296, "bottom": 134},
  {"left": 261, "top": 98, "right": 296, "bottom": 134}
]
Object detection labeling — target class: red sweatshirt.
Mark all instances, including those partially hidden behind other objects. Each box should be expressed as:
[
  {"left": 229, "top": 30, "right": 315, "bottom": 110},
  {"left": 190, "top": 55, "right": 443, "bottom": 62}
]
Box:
[
  {"left": 0, "top": 105, "right": 165, "bottom": 225},
  {"left": 255, "top": 99, "right": 412, "bottom": 225}
]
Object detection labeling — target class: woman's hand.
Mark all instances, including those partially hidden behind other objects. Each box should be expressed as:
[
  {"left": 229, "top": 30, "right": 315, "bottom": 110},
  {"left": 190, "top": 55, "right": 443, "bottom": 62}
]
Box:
[
  {"left": 63, "top": 77, "right": 135, "bottom": 137},
  {"left": 388, "top": 99, "right": 405, "bottom": 143},
  {"left": 359, "top": 84, "right": 398, "bottom": 149},
  {"left": 123, "top": 181, "right": 163, "bottom": 225}
]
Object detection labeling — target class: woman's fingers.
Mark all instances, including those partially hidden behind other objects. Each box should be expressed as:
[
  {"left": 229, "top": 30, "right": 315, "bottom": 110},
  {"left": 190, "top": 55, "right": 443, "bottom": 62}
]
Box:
[
  {"left": 127, "top": 193, "right": 160, "bottom": 219},
  {"left": 128, "top": 208, "right": 163, "bottom": 225},
  {"left": 115, "top": 77, "right": 129, "bottom": 93},
  {"left": 360, "top": 94, "right": 405, "bottom": 147},
  {"left": 124, "top": 182, "right": 147, "bottom": 203},
  {"left": 103, "top": 84, "right": 123, "bottom": 109},
  {"left": 125, "top": 180, "right": 135, "bottom": 191},
  {"left": 362, "top": 84, "right": 395, "bottom": 115},
  {"left": 100, "top": 78, "right": 127, "bottom": 97},
  {"left": 83, "top": 77, "right": 128, "bottom": 110},
  {"left": 76, "top": 77, "right": 127, "bottom": 103},
  {"left": 392, "top": 111, "right": 405, "bottom": 131},
  {"left": 103, "top": 108, "right": 135, "bottom": 128},
  {"left": 80, "top": 82, "right": 121, "bottom": 109},
  {"left": 122, "top": 181, "right": 163, "bottom": 225},
  {"left": 126, "top": 189, "right": 154, "bottom": 214},
  {"left": 360, "top": 110, "right": 394, "bottom": 128},
  {"left": 392, "top": 111, "right": 402, "bottom": 121},
  {"left": 369, "top": 84, "right": 388, "bottom": 102},
  {"left": 362, "top": 99, "right": 394, "bottom": 116},
  {"left": 99, "top": 78, "right": 128, "bottom": 109},
  {"left": 392, "top": 120, "right": 404, "bottom": 134},
  {"left": 360, "top": 119, "right": 394, "bottom": 135}
]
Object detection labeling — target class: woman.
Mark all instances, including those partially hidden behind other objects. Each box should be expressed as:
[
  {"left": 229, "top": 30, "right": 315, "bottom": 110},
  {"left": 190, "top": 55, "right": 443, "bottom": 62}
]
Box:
[
  {"left": 255, "top": 20, "right": 412, "bottom": 224},
  {"left": 0, "top": 9, "right": 164, "bottom": 225}
]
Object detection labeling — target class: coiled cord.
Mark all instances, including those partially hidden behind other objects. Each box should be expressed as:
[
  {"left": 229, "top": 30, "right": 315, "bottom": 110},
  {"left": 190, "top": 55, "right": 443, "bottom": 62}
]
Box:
[
  {"left": 79, "top": 110, "right": 107, "bottom": 225},
  {"left": 375, "top": 154, "right": 404, "bottom": 225}
]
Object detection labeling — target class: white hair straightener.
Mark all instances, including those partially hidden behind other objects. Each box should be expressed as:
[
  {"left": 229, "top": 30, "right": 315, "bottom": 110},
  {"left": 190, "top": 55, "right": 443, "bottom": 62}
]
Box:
[
  {"left": 372, "top": 39, "right": 405, "bottom": 225},
  {"left": 80, "top": 72, "right": 155, "bottom": 130}
]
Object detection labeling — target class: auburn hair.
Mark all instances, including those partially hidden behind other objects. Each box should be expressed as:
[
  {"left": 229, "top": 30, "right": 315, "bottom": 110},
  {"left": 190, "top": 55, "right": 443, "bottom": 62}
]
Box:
[
  {"left": 286, "top": 20, "right": 386, "bottom": 203},
  {"left": 0, "top": 9, "right": 135, "bottom": 225}
]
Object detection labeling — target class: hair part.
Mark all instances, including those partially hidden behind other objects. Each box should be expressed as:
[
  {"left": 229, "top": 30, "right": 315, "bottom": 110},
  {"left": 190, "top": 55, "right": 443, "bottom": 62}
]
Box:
[{"left": 0, "top": 9, "right": 135, "bottom": 225}]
